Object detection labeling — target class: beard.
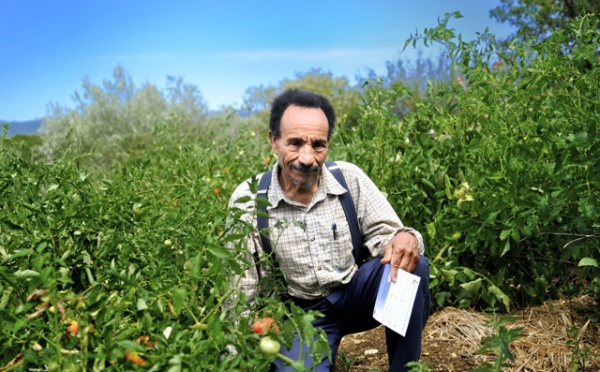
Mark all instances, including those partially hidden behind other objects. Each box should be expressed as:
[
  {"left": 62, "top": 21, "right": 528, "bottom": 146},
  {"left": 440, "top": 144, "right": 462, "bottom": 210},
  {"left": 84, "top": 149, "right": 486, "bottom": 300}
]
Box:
[{"left": 288, "top": 163, "right": 320, "bottom": 189}]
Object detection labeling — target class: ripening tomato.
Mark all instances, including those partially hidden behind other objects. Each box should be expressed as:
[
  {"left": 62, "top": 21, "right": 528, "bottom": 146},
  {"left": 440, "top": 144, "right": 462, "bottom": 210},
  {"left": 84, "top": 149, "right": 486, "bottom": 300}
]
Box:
[
  {"left": 251, "top": 317, "right": 279, "bottom": 335},
  {"left": 66, "top": 320, "right": 79, "bottom": 336},
  {"left": 259, "top": 336, "right": 281, "bottom": 355},
  {"left": 125, "top": 349, "right": 147, "bottom": 365}
]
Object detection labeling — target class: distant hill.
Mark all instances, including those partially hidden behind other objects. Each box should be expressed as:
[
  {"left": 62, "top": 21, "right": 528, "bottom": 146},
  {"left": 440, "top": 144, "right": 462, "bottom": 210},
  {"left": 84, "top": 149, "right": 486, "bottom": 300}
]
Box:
[{"left": 1, "top": 119, "right": 43, "bottom": 137}]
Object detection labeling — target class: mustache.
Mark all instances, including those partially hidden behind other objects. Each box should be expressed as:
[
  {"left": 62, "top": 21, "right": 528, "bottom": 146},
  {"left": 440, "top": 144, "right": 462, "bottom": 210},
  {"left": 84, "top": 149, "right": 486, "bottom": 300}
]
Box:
[{"left": 290, "top": 163, "right": 320, "bottom": 174}]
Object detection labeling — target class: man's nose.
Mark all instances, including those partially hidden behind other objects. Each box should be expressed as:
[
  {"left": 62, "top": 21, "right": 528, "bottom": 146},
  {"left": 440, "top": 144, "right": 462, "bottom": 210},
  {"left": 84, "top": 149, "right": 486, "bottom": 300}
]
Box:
[{"left": 298, "top": 145, "right": 314, "bottom": 165}]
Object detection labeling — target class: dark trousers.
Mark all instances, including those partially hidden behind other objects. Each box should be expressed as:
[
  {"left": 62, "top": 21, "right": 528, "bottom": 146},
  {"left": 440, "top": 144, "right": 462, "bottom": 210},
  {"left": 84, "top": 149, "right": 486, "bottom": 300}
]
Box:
[{"left": 273, "top": 256, "right": 431, "bottom": 372}]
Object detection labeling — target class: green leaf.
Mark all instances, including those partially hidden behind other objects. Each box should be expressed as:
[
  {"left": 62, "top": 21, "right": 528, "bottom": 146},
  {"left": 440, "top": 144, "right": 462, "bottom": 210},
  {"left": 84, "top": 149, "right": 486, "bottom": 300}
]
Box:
[
  {"left": 500, "top": 229, "right": 512, "bottom": 241},
  {"left": 46, "top": 184, "right": 59, "bottom": 192},
  {"left": 234, "top": 196, "right": 251, "bottom": 204},
  {"left": 460, "top": 278, "right": 483, "bottom": 294},
  {"left": 35, "top": 241, "right": 48, "bottom": 253},
  {"left": 0, "top": 287, "right": 14, "bottom": 309},
  {"left": 117, "top": 340, "right": 145, "bottom": 352},
  {"left": 256, "top": 196, "right": 271, "bottom": 207},
  {"left": 137, "top": 298, "right": 148, "bottom": 311},
  {"left": 9, "top": 249, "right": 33, "bottom": 259},
  {"left": 488, "top": 285, "right": 511, "bottom": 311},
  {"left": 578, "top": 257, "right": 598, "bottom": 267},
  {"left": 208, "top": 246, "right": 229, "bottom": 259},
  {"left": 172, "top": 288, "right": 186, "bottom": 315},
  {"left": 14, "top": 269, "right": 40, "bottom": 278},
  {"left": 462, "top": 268, "right": 477, "bottom": 279},
  {"left": 440, "top": 269, "right": 456, "bottom": 286},
  {"left": 501, "top": 240, "right": 511, "bottom": 257}
]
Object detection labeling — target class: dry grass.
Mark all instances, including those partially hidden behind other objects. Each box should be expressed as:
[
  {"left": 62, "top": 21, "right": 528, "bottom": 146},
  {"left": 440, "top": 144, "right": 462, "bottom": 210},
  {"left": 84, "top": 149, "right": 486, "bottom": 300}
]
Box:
[{"left": 424, "top": 296, "right": 600, "bottom": 371}]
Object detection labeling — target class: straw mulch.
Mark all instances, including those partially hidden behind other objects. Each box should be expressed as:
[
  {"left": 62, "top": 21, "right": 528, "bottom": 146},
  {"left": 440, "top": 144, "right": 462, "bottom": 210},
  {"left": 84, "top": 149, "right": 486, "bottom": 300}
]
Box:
[{"left": 424, "top": 295, "right": 600, "bottom": 371}]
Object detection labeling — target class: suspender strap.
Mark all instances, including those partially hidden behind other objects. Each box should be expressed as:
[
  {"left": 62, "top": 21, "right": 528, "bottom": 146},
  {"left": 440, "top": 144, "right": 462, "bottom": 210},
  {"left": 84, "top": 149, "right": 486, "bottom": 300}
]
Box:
[
  {"left": 256, "top": 171, "right": 276, "bottom": 268},
  {"left": 256, "top": 162, "right": 363, "bottom": 266},
  {"left": 325, "top": 162, "right": 364, "bottom": 265}
]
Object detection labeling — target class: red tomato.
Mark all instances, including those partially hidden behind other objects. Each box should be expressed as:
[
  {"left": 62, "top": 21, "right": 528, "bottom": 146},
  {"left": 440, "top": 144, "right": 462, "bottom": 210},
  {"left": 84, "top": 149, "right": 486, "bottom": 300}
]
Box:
[{"left": 251, "top": 317, "right": 279, "bottom": 335}]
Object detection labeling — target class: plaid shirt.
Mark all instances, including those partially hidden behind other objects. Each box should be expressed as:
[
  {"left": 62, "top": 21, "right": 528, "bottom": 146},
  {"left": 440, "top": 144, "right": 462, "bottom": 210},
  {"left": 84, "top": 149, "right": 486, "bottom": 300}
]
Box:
[{"left": 228, "top": 161, "right": 424, "bottom": 301}]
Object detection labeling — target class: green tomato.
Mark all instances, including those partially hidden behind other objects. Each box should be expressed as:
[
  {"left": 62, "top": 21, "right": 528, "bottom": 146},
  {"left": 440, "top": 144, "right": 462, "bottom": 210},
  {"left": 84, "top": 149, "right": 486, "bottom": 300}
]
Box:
[
  {"left": 259, "top": 336, "right": 280, "bottom": 355},
  {"left": 132, "top": 203, "right": 145, "bottom": 218},
  {"left": 46, "top": 362, "right": 60, "bottom": 372}
]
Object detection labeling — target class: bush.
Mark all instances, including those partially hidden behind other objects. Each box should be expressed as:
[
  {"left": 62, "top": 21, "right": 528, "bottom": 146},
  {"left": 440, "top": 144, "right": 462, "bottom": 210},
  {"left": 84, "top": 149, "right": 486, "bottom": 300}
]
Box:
[
  {"left": 333, "top": 14, "right": 600, "bottom": 311},
  {"left": 0, "top": 122, "right": 327, "bottom": 370}
]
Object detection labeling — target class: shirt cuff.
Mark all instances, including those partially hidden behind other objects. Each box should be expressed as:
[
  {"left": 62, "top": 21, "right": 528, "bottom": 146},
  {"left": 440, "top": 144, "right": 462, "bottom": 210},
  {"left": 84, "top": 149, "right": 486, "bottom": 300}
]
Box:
[{"left": 387, "top": 228, "right": 425, "bottom": 255}]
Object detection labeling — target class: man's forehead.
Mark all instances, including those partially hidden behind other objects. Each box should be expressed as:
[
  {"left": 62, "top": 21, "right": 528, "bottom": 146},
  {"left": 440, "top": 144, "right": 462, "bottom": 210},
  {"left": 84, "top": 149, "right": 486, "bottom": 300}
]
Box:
[
  {"left": 280, "top": 107, "right": 328, "bottom": 136},
  {"left": 280, "top": 125, "right": 328, "bottom": 139}
]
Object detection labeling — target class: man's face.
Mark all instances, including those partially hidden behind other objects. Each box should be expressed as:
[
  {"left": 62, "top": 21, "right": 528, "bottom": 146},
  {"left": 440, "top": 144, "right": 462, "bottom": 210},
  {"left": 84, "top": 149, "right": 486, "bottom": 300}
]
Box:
[{"left": 269, "top": 105, "right": 329, "bottom": 190}]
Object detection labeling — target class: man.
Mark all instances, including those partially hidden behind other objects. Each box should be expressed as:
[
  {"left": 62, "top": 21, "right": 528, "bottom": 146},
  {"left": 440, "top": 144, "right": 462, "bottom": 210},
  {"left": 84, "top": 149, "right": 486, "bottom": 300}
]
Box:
[{"left": 228, "top": 89, "right": 430, "bottom": 371}]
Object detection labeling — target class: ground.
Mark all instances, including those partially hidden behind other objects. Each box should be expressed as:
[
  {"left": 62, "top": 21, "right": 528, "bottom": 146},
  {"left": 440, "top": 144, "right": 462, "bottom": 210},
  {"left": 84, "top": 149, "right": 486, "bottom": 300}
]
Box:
[
  {"left": 334, "top": 296, "right": 600, "bottom": 371},
  {"left": 335, "top": 324, "right": 477, "bottom": 371}
]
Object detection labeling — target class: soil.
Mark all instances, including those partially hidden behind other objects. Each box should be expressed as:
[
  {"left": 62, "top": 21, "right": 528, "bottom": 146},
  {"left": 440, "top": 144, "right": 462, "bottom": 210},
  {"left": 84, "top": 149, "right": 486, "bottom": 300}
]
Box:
[
  {"left": 335, "top": 324, "right": 476, "bottom": 371},
  {"left": 334, "top": 296, "right": 600, "bottom": 371}
]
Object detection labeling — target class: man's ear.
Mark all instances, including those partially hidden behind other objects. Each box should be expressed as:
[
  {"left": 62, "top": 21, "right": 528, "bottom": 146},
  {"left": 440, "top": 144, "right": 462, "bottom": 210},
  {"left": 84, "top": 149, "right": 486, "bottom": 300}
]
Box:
[{"left": 268, "top": 131, "right": 278, "bottom": 154}]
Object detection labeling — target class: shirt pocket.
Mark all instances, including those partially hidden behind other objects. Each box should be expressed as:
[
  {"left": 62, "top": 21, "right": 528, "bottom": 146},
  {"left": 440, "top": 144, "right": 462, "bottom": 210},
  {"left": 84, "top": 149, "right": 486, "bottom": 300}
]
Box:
[{"left": 328, "top": 220, "right": 355, "bottom": 271}]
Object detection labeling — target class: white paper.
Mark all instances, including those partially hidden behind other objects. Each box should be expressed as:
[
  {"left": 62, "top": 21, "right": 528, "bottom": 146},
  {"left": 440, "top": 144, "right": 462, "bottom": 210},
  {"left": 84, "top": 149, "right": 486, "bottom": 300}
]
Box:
[{"left": 372, "top": 264, "right": 421, "bottom": 336}]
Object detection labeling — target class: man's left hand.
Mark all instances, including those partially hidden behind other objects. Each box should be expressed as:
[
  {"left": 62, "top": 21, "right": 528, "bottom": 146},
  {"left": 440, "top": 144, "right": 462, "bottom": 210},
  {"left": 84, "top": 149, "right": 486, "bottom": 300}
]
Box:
[{"left": 380, "top": 232, "right": 420, "bottom": 282}]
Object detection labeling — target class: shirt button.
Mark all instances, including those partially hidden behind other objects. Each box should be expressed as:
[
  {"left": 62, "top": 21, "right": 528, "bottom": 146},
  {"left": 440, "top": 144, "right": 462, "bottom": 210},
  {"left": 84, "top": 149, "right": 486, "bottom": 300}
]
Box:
[
  {"left": 311, "top": 237, "right": 316, "bottom": 241},
  {"left": 317, "top": 266, "right": 322, "bottom": 270}
]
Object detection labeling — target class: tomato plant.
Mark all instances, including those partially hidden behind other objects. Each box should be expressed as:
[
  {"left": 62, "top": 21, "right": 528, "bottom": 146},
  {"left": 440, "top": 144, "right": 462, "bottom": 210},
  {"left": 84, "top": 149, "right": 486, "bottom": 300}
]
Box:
[
  {"left": 1, "top": 13, "right": 597, "bottom": 371},
  {"left": 334, "top": 13, "right": 600, "bottom": 312}
]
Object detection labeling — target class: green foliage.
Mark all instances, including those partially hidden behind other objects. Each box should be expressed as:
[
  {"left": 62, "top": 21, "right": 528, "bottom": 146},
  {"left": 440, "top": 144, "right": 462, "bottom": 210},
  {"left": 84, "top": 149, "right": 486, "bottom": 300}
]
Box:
[
  {"left": 0, "top": 122, "right": 321, "bottom": 370},
  {"left": 243, "top": 68, "right": 362, "bottom": 129},
  {"left": 0, "top": 125, "right": 43, "bottom": 164},
  {"left": 334, "top": 13, "right": 600, "bottom": 311},
  {"left": 3, "top": 10, "right": 599, "bottom": 370},
  {"left": 359, "top": 52, "right": 455, "bottom": 121},
  {"left": 405, "top": 360, "right": 433, "bottom": 372},
  {"left": 567, "top": 324, "right": 599, "bottom": 371},
  {"left": 39, "top": 65, "right": 209, "bottom": 173},
  {"left": 474, "top": 316, "right": 525, "bottom": 372},
  {"left": 336, "top": 352, "right": 362, "bottom": 372},
  {"left": 491, "top": 0, "right": 600, "bottom": 48}
]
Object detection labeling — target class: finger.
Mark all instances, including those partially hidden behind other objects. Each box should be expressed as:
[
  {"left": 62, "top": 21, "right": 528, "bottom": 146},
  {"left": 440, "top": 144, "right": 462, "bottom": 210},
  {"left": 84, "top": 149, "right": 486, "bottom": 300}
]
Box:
[
  {"left": 400, "top": 251, "right": 420, "bottom": 273},
  {"left": 391, "top": 255, "right": 414, "bottom": 282},
  {"left": 379, "top": 241, "right": 394, "bottom": 265},
  {"left": 390, "top": 263, "right": 399, "bottom": 283},
  {"left": 389, "top": 251, "right": 404, "bottom": 283},
  {"left": 398, "top": 249, "right": 410, "bottom": 270}
]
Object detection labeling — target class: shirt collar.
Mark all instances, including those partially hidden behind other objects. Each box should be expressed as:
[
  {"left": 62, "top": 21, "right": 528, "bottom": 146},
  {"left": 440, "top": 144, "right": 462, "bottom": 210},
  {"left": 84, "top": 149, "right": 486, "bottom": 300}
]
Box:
[{"left": 268, "top": 161, "right": 348, "bottom": 210}]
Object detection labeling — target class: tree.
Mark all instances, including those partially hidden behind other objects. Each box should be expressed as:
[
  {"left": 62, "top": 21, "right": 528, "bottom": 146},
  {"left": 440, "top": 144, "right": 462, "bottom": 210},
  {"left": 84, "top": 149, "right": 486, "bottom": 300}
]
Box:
[
  {"left": 39, "top": 65, "right": 208, "bottom": 172},
  {"left": 358, "top": 52, "right": 454, "bottom": 121},
  {"left": 242, "top": 69, "right": 362, "bottom": 131},
  {"left": 491, "top": 0, "right": 600, "bottom": 47}
]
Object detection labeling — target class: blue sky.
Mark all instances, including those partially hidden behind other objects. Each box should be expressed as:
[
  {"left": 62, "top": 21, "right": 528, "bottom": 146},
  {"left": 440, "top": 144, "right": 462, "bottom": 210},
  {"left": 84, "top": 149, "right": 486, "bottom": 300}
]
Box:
[{"left": 1, "top": 1, "right": 515, "bottom": 121}]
